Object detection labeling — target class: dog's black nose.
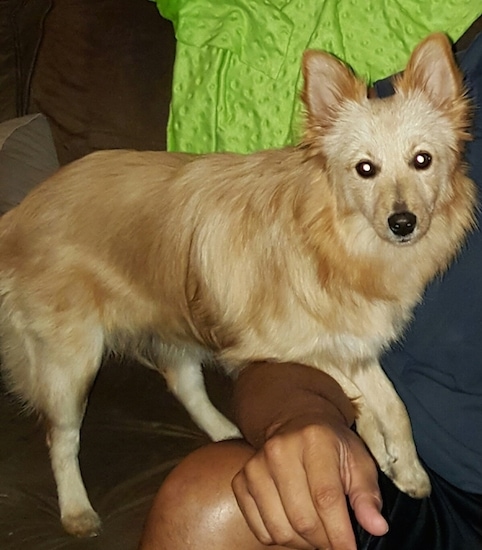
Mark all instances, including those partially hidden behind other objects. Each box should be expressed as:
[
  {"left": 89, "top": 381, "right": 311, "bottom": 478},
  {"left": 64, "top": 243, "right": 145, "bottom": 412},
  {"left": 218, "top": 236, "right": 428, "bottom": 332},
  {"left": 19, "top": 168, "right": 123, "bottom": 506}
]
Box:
[{"left": 388, "top": 211, "right": 417, "bottom": 237}]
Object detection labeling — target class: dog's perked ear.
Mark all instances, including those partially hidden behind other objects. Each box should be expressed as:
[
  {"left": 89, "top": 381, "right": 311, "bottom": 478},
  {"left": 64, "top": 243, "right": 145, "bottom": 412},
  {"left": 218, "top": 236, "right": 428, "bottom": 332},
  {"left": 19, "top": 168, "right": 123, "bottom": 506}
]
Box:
[
  {"left": 396, "top": 33, "right": 470, "bottom": 140},
  {"left": 301, "top": 49, "right": 366, "bottom": 131}
]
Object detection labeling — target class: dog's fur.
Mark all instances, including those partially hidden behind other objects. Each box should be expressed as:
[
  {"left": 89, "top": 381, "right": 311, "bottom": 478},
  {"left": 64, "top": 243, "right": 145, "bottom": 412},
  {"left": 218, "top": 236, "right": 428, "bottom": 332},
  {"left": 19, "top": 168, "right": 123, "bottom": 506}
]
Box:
[{"left": 0, "top": 33, "right": 476, "bottom": 536}]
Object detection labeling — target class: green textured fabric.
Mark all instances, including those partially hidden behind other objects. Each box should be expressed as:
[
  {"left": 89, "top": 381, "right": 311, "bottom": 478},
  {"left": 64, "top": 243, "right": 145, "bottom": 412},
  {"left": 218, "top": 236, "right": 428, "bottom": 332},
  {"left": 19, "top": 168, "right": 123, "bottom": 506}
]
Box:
[{"left": 154, "top": 0, "right": 481, "bottom": 154}]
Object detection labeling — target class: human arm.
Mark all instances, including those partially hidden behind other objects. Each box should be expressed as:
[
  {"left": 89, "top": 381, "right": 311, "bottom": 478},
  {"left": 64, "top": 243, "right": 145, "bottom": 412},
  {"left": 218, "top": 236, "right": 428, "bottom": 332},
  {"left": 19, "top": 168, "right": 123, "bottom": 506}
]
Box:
[{"left": 231, "top": 361, "right": 389, "bottom": 550}]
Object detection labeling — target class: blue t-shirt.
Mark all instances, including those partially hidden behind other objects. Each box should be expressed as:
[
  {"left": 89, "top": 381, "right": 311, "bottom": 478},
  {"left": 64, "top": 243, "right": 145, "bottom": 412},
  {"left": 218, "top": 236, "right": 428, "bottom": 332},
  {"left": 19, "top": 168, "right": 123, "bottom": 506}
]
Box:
[{"left": 379, "top": 33, "right": 482, "bottom": 494}]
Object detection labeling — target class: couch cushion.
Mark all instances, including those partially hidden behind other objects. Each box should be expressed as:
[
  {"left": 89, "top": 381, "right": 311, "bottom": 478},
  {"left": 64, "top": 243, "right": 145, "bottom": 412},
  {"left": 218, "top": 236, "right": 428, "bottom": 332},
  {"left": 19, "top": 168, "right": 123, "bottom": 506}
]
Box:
[
  {"left": 29, "top": 0, "right": 176, "bottom": 165},
  {"left": 0, "top": 113, "right": 59, "bottom": 214}
]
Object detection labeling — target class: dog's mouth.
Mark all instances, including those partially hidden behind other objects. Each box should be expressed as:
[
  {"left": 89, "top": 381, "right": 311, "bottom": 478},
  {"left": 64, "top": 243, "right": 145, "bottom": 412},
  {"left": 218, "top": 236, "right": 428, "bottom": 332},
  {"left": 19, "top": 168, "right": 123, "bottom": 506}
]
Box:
[{"left": 390, "top": 233, "right": 417, "bottom": 245}]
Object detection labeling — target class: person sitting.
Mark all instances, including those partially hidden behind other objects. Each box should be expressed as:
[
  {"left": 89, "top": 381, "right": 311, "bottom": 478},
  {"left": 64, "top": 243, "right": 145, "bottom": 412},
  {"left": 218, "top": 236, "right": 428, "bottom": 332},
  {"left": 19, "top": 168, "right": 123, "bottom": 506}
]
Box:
[{"left": 138, "top": 31, "right": 482, "bottom": 550}]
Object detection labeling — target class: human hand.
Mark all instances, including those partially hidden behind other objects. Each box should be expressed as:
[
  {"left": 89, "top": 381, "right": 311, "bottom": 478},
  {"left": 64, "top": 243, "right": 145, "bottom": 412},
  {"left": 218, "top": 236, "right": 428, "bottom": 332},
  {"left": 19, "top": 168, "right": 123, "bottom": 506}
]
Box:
[{"left": 232, "top": 415, "right": 389, "bottom": 550}]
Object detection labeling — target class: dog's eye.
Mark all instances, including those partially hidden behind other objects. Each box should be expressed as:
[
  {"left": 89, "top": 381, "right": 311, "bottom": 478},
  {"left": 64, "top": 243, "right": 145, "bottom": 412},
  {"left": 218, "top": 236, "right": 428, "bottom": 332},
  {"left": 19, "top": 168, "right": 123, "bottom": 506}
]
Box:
[
  {"left": 355, "top": 161, "right": 377, "bottom": 178},
  {"left": 413, "top": 151, "right": 432, "bottom": 170}
]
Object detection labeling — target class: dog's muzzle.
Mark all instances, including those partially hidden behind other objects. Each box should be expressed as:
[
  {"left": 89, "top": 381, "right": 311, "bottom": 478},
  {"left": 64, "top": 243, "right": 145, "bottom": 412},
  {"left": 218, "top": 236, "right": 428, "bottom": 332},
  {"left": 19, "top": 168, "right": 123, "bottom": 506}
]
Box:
[{"left": 388, "top": 211, "right": 417, "bottom": 238}]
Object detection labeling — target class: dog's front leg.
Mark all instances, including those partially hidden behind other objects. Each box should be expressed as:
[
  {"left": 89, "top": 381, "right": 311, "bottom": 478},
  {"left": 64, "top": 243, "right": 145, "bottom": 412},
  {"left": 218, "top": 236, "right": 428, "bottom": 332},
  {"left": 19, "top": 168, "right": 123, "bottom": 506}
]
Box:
[{"left": 351, "top": 362, "right": 431, "bottom": 498}]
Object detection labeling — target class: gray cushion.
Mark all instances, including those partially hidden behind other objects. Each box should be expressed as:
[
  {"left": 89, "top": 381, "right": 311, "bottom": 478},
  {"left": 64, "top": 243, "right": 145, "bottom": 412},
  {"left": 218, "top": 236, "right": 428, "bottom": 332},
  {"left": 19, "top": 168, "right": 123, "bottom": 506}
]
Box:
[{"left": 0, "top": 113, "right": 59, "bottom": 215}]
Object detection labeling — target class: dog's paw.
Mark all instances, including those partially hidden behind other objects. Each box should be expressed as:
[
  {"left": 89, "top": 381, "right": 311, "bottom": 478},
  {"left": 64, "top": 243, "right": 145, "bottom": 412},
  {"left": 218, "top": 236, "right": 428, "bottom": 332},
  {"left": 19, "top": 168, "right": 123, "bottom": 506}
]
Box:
[
  {"left": 389, "top": 460, "right": 432, "bottom": 499},
  {"left": 62, "top": 509, "right": 102, "bottom": 538},
  {"left": 194, "top": 408, "right": 242, "bottom": 441},
  {"left": 208, "top": 419, "right": 241, "bottom": 441}
]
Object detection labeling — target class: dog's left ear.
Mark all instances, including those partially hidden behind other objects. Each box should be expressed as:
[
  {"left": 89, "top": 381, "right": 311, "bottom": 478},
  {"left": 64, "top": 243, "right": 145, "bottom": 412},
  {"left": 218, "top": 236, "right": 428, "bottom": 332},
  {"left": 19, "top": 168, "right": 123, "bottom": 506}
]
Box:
[
  {"left": 398, "top": 33, "right": 464, "bottom": 108},
  {"left": 301, "top": 50, "right": 366, "bottom": 130}
]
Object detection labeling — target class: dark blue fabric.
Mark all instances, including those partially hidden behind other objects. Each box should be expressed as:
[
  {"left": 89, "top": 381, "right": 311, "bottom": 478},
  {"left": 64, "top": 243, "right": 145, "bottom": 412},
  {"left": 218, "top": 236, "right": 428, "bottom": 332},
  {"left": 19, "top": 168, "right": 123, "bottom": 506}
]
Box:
[
  {"left": 354, "top": 467, "right": 482, "bottom": 549},
  {"left": 376, "top": 33, "right": 482, "bottom": 494}
]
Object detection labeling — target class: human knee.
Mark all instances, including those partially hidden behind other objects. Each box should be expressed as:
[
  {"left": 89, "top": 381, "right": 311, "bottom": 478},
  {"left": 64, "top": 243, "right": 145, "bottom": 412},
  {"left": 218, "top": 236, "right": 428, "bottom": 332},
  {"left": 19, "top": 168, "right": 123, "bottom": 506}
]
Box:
[
  {"left": 166, "top": 439, "right": 254, "bottom": 502},
  {"left": 139, "top": 440, "right": 256, "bottom": 549}
]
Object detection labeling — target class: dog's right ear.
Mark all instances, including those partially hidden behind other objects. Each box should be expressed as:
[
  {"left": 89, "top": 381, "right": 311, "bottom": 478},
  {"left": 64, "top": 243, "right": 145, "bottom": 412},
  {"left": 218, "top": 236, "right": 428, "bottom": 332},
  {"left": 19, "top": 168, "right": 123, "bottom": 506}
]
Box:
[
  {"left": 398, "top": 33, "right": 464, "bottom": 109},
  {"left": 301, "top": 50, "right": 366, "bottom": 130},
  {"left": 395, "top": 33, "right": 471, "bottom": 144}
]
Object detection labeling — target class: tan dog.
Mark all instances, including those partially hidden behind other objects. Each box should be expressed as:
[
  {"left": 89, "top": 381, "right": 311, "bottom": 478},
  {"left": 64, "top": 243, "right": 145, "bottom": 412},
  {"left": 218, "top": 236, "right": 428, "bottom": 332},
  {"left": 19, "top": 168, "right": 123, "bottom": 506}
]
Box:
[{"left": 0, "top": 33, "right": 476, "bottom": 537}]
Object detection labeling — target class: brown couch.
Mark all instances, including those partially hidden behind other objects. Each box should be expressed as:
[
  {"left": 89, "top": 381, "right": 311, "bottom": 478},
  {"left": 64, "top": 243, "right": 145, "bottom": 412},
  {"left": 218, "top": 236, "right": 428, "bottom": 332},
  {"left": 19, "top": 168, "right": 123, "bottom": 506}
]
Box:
[
  {"left": 0, "top": 2, "right": 481, "bottom": 548},
  {"left": 0, "top": 1, "right": 235, "bottom": 548}
]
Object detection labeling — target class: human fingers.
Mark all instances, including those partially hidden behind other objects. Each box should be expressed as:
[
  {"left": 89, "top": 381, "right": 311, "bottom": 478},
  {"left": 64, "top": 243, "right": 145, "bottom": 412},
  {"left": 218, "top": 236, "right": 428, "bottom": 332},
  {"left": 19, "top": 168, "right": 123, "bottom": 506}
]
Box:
[
  {"left": 269, "top": 423, "right": 384, "bottom": 549},
  {"left": 234, "top": 420, "right": 387, "bottom": 549},
  {"left": 289, "top": 425, "right": 360, "bottom": 550},
  {"left": 232, "top": 451, "right": 317, "bottom": 550},
  {"left": 235, "top": 424, "right": 358, "bottom": 550},
  {"left": 345, "top": 436, "right": 389, "bottom": 537}
]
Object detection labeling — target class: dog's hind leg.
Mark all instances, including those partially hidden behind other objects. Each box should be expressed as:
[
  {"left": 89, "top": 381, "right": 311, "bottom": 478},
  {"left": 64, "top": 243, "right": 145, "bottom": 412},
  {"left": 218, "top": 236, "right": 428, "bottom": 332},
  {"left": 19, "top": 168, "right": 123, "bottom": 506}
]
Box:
[
  {"left": 1, "top": 312, "right": 105, "bottom": 537},
  {"left": 45, "top": 336, "right": 104, "bottom": 538},
  {"left": 162, "top": 352, "right": 240, "bottom": 441}
]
